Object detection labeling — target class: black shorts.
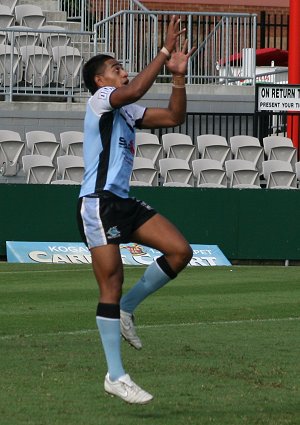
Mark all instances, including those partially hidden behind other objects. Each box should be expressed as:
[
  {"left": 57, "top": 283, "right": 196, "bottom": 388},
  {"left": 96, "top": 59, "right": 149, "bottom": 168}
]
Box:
[{"left": 77, "top": 191, "right": 157, "bottom": 248}]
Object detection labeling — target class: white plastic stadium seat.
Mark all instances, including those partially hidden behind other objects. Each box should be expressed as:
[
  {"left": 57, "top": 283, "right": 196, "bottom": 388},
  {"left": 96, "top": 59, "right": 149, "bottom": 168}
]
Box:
[
  {"left": 197, "top": 134, "right": 231, "bottom": 165},
  {"left": 130, "top": 157, "right": 158, "bottom": 186},
  {"left": 162, "top": 133, "right": 196, "bottom": 165},
  {"left": 159, "top": 158, "right": 193, "bottom": 186},
  {"left": 51, "top": 179, "right": 80, "bottom": 185},
  {"left": 262, "top": 160, "right": 297, "bottom": 189},
  {"left": 129, "top": 181, "right": 153, "bottom": 187},
  {"left": 230, "top": 135, "right": 264, "bottom": 174},
  {"left": 15, "top": 4, "right": 46, "bottom": 29},
  {"left": 263, "top": 135, "right": 293, "bottom": 145},
  {"left": 162, "top": 182, "right": 193, "bottom": 187},
  {"left": 0, "top": 0, "right": 18, "bottom": 12},
  {"left": 192, "top": 158, "right": 227, "bottom": 188},
  {"left": 0, "top": 5, "right": 14, "bottom": 27},
  {"left": 162, "top": 133, "right": 193, "bottom": 150},
  {"left": 225, "top": 159, "right": 261, "bottom": 189},
  {"left": 57, "top": 155, "right": 84, "bottom": 183},
  {"left": 295, "top": 162, "right": 300, "bottom": 184},
  {"left": 22, "top": 154, "right": 56, "bottom": 184},
  {"left": 7, "top": 26, "right": 39, "bottom": 49},
  {"left": 136, "top": 132, "right": 160, "bottom": 145},
  {"left": 20, "top": 45, "right": 53, "bottom": 87},
  {"left": 263, "top": 136, "right": 296, "bottom": 169},
  {"left": 39, "top": 25, "right": 70, "bottom": 54},
  {"left": 135, "top": 132, "right": 163, "bottom": 167},
  {"left": 0, "top": 130, "right": 24, "bottom": 176},
  {"left": 26, "top": 131, "right": 60, "bottom": 162},
  {"left": 52, "top": 45, "right": 83, "bottom": 87},
  {"left": 60, "top": 131, "right": 83, "bottom": 156},
  {"left": 0, "top": 44, "right": 22, "bottom": 87},
  {"left": 0, "top": 31, "right": 7, "bottom": 45}
]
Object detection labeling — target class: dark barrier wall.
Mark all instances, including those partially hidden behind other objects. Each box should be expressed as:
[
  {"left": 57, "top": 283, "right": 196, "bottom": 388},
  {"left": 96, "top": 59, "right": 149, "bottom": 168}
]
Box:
[{"left": 1, "top": 184, "right": 300, "bottom": 260}]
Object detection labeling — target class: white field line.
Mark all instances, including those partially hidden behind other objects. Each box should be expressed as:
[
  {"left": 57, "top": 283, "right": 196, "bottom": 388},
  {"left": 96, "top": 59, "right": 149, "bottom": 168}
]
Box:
[
  {"left": 1, "top": 317, "right": 300, "bottom": 341},
  {"left": 0, "top": 266, "right": 140, "bottom": 274}
]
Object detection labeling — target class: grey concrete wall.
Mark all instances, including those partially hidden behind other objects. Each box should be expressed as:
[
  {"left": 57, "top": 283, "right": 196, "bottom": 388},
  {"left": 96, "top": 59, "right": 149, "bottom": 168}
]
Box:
[
  {"left": 0, "top": 102, "right": 85, "bottom": 140},
  {"left": 0, "top": 85, "right": 255, "bottom": 139},
  {"left": 141, "top": 84, "right": 255, "bottom": 114}
]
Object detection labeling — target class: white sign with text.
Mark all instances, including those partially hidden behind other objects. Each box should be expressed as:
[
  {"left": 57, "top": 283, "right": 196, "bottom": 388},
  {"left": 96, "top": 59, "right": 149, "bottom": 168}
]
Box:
[
  {"left": 257, "top": 85, "right": 300, "bottom": 111},
  {"left": 6, "top": 241, "right": 231, "bottom": 266}
]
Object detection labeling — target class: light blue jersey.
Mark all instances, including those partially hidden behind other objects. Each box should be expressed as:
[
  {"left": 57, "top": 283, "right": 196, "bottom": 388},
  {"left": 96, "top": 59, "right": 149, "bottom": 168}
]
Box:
[{"left": 80, "top": 86, "right": 146, "bottom": 198}]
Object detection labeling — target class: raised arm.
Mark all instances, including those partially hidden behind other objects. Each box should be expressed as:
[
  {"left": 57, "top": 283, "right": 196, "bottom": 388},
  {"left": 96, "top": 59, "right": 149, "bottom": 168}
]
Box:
[
  {"left": 139, "top": 39, "right": 197, "bottom": 129},
  {"left": 109, "top": 15, "right": 185, "bottom": 108}
]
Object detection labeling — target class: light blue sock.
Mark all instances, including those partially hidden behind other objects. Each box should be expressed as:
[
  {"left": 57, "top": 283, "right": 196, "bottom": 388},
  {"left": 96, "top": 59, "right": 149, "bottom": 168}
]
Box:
[
  {"left": 120, "top": 260, "right": 171, "bottom": 313},
  {"left": 96, "top": 316, "right": 125, "bottom": 381}
]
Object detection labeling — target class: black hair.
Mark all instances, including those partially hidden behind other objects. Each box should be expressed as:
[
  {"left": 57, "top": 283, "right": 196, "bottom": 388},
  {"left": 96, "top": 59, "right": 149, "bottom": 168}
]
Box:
[{"left": 82, "top": 54, "right": 114, "bottom": 95}]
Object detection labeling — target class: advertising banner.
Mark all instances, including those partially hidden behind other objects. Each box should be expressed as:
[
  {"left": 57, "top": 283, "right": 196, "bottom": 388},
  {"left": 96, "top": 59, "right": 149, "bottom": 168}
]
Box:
[{"left": 6, "top": 241, "right": 231, "bottom": 266}]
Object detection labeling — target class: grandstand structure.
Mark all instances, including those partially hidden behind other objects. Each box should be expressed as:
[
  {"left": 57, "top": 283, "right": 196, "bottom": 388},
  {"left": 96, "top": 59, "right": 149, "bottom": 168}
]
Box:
[
  {"left": 0, "top": 1, "right": 259, "bottom": 99},
  {"left": 0, "top": 0, "right": 295, "bottom": 187},
  {"left": 1, "top": 1, "right": 300, "bottom": 263},
  {"left": 0, "top": 1, "right": 287, "bottom": 97}
]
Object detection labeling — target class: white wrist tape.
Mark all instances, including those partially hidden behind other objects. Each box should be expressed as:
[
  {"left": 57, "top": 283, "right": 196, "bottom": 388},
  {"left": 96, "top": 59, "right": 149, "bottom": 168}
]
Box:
[{"left": 160, "top": 46, "right": 171, "bottom": 58}]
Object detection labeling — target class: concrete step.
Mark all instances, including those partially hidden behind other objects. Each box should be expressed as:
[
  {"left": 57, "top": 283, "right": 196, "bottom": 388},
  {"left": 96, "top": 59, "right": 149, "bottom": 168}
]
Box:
[
  {"left": 74, "top": 41, "right": 116, "bottom": 61},
  {"left": 44, "top": 10, "right": 67, "bottom": 23},
  {"left": 47, "top": 20, "right": 82, "bottom": 32}
]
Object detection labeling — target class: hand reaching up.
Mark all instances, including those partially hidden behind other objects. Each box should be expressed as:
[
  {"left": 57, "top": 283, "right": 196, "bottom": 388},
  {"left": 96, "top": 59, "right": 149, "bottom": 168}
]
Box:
[
  {"left": 163, "top": 15, "right": 187, "bottom": 54},
  {"left": 166, "top": 39, "right": 197, "bottom": 77}
]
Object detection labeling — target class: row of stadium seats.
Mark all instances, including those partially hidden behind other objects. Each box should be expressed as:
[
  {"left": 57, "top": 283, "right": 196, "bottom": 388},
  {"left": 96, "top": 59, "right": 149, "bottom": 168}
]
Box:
[
  {"left": 2, "top": 130, "right": 295, "bottom": 175},
  {"left": 130, "top": 157, "right": 300, "bottom": 189},
  {"left": 134, "top": 133, "right": 299, "bottom": 189},
  {"left": 0, "top": 43, "right": 83, "bottom": 88},
  {"left": 1, "top": 130, "right": 299, "bottom": 188},
  {"left": 22, "top": 154, "right": 83, "bottom": 184},
  {"left": 135, "top": 133, "right": 298, "bottom": 173},
  {"left": 0, "top": 4, "right": 84, "bottom": 88},
  {"left": 0, "top": 25, "right": 71, "bottom": 52},
  {"left": 5, "top": 153, "right": 300, "bottom": 188},
  {"left": 0, "top": 4, "right": 46, "bottom": 28},
  {"left": 0, "top": 130, "right": 83, "bottom": 177}
]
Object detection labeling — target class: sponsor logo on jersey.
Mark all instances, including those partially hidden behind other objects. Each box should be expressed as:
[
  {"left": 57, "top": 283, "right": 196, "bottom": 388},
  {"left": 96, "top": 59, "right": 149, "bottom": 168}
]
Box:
[{"left": 119, "top": 136, "right": 135, "bottom": 156}]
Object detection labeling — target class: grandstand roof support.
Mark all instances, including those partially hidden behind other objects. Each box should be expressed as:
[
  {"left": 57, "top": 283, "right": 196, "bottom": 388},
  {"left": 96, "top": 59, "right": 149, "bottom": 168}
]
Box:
[{"left": 287, "top": 0, "right": 300, "bottom": 150}]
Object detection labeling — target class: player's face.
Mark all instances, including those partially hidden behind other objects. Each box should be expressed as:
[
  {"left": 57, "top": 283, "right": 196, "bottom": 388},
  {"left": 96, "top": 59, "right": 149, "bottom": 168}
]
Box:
[{"left": 96, "top": 59, "right": 129, "bottom": 88}]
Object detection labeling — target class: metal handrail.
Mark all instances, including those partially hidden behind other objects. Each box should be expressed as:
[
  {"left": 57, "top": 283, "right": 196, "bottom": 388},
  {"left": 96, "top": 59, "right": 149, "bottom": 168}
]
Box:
[
  {"left": 58, "top": 0, "right": 150, "bottom": 32},
  {"left": 93, "top": 10, "right": 257, "bottom": 85}
]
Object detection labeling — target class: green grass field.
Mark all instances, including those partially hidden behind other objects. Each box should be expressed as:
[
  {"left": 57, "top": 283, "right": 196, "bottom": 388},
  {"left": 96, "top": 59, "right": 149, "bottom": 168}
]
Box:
[{"left": 1, "top": 264, "right": 300, "bottom": 425}]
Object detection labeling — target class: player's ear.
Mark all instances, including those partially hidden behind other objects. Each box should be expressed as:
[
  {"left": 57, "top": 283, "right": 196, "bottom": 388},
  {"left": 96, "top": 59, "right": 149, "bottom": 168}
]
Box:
[{"left": 94, "top": 74, "right": 105, "bottom": 88}]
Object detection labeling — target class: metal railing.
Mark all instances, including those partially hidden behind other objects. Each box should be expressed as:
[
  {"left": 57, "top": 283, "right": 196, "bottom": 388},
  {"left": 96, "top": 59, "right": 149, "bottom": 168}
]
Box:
[
  {"left": 151, "top": 111, "right": 297, "bottom": 158},
  {"left": 58, "top": 2, "right": 288, "bottom": 51},
  {"left": 152, "top": 111, "right": 256, "bottom": 145},
  {"left": 58, "top": 1, "right": 257, "bottom": 84},
  {"left": 255, "top": 68, "right": 288, "bottom": 85},
  {"left": 94, "top": 10, "right": 257, "bottom": 85},
  {"left": 58, "top": 0, "right": 149, "bottom": 32},
  {"left": 259, "top": 11, "right": 289, "bottom": 51}
]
